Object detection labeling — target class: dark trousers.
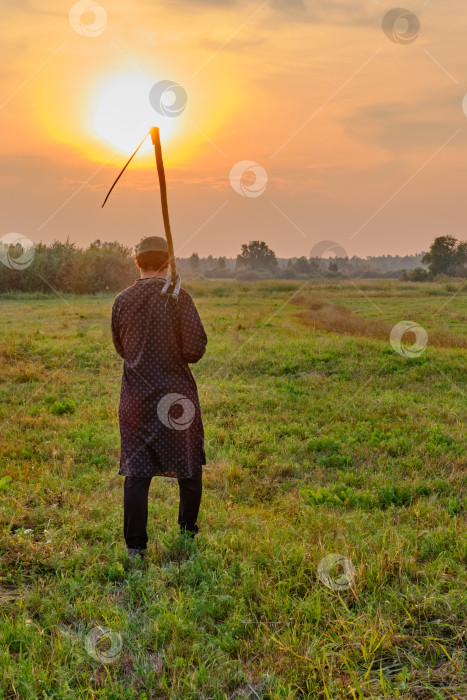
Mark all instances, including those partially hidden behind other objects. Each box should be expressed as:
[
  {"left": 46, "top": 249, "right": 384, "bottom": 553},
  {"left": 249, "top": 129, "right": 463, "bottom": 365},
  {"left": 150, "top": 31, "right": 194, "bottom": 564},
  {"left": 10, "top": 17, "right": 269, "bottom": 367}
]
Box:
[{"left": 123, "top": 471, "right": 202, "bottom": 549}]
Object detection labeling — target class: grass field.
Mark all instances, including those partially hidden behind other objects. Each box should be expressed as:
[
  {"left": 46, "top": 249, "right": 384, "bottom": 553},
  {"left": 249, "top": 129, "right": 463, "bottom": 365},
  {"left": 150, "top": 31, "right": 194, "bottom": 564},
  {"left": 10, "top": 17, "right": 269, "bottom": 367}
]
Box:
[{"left": 0, "top": 279, "right": 466, "bottom": 699}]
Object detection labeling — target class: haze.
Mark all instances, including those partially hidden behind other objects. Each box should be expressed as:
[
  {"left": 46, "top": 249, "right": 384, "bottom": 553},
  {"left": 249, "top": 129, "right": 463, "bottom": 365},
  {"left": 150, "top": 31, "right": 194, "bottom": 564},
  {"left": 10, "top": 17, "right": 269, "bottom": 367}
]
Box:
[{"left": 1, "top": 0, "right": 467, "bottom": 259}]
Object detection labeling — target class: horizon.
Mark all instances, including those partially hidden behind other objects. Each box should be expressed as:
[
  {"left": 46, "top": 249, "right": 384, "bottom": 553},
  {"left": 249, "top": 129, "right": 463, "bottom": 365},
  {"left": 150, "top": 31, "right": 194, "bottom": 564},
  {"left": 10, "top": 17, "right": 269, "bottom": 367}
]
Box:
[
  {"left": 2, "top": 2, "right": 467, "bottom": 259},
  {"left": 21, "top": 236, "right": 430, "bottom": 262}
]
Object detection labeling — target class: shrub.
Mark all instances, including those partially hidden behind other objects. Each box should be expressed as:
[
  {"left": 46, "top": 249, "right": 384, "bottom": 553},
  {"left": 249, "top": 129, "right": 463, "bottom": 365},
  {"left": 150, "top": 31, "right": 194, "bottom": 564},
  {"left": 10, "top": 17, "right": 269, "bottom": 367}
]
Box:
[{"left": 49, "top": 399, "right": 77, "bottom": 415}]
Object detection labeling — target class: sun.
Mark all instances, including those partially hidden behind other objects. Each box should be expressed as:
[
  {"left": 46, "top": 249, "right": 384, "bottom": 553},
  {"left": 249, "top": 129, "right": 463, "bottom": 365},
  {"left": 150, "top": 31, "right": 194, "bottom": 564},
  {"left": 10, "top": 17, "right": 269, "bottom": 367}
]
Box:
[
  {"left": 90, "top": 72, "right": 181, "bottom": 155},
  {"left": 33, "top": 58, "right": 242, "bottom": 167}
]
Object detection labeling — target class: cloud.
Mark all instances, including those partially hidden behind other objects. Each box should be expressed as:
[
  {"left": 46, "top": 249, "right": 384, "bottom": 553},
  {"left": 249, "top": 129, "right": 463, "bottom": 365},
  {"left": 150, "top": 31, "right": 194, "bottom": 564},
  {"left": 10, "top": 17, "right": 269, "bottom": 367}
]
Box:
[
  {"left": 270, "top": 0, "right": 307, "bottom": 12},
  {"left": 341, "top": 89, "right": 465, "bottom": 151},
  {"left": 270, "top": 0, "right": 375, "bottom": 25},
  {"left": 4, "top": 0, "right": 61, "bottom": 18},
  {"left": 147, "top": 0, "right": 377, "bottom": 26}
]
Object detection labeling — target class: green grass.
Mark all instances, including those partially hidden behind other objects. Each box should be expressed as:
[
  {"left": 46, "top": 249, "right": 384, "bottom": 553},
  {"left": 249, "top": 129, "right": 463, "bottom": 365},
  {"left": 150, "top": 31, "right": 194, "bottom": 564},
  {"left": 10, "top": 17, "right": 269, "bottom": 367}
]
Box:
[{"left": 0, "top": 279, "right": 465, "bottom": 699}]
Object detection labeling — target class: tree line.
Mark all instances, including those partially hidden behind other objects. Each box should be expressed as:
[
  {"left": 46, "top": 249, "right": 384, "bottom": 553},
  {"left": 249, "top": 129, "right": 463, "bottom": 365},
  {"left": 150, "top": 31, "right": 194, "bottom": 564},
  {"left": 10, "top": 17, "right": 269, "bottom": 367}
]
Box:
[{"left": 0, "top": 236, "right": 465, "bottom": 294}]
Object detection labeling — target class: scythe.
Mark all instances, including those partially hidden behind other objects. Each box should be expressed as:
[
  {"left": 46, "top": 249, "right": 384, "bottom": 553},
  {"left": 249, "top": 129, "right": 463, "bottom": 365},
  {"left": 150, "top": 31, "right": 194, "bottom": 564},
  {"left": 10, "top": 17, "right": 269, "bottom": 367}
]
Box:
[{"left": 102, "top": 126, "right": 181, "bottom": 299}]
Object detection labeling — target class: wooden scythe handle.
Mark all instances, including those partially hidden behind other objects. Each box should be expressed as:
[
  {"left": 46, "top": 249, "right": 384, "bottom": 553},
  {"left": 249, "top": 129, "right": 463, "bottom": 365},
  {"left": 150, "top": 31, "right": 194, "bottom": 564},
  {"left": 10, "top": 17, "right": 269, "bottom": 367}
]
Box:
[{"left": 150, "top": 126, "right": 177, "bottom": 284}]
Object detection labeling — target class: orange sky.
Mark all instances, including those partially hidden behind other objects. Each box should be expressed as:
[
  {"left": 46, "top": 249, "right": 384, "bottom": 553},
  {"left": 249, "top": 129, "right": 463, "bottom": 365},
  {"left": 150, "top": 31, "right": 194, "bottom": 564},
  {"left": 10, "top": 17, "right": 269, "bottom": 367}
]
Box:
[{"left": 1, "top": 0, "right": 467, "bottom": 258}]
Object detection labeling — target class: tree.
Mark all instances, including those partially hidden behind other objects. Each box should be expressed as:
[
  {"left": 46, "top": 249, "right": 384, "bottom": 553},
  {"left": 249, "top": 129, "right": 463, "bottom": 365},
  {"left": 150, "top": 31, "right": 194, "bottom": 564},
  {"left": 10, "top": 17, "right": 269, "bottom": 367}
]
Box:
[
  {"left": 400, "top": 267, "right": 429, "bottom": 282},
  {"left": 189, "top": 253, "right": 200, "bottom": 270},
  {"left": 422, "top": 236, "right": 463, "bottom": 277},
  {"left": 294, "top": 256, "right": 310, "bottom": 274},
  {"left": 236, "top": 241, "right": 278, "bottom": 271},
  {"left": 456, "top": 242, "right": 467, "bottom": 276}
]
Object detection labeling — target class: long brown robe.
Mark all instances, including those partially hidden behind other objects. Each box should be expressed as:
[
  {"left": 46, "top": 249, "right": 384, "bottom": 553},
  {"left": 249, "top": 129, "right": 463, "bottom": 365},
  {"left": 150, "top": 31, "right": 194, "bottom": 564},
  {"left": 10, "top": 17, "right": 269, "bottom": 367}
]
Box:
[{"left": 111, "top": 277, "right": 207, "bottom": 478}]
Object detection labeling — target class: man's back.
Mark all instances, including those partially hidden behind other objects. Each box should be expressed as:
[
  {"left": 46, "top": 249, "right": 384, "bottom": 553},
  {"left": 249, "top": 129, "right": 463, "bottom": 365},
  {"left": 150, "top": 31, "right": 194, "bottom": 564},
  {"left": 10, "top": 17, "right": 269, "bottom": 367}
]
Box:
[{"left": 112, "top": 277, "right": 208, "bottom": 479}]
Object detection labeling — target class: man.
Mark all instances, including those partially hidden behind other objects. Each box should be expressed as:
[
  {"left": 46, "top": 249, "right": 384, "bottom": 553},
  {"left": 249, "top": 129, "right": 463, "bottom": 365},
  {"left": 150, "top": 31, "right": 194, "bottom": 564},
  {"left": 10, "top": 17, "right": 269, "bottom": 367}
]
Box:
[{"left": 111, "top": 236, "right": 207, "bottom": 560}]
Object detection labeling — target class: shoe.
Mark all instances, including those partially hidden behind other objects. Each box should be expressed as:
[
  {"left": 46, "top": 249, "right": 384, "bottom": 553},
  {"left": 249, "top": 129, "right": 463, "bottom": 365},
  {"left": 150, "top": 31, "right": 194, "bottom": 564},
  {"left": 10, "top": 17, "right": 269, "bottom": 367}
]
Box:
[
  {"left": 127, "top": 547, "right": 146, "bottom": 560},
  {"left": 179, "top": 525, "right": 198, "bottom": 539}
]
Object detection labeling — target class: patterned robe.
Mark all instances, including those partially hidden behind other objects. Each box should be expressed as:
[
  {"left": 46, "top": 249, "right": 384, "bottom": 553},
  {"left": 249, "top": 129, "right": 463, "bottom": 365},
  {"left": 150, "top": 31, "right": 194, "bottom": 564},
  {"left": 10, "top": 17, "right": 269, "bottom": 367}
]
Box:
[{"left": 111, "top": 278, "right": 207, "bottom": 478}]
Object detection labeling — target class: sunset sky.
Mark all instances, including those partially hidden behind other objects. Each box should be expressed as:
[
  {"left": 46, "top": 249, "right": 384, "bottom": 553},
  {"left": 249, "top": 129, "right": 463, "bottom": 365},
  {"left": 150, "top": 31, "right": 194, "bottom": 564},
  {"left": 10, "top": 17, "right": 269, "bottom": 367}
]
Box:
[{"left": 1, "top": 0, "right": 467, "bottom": 259}]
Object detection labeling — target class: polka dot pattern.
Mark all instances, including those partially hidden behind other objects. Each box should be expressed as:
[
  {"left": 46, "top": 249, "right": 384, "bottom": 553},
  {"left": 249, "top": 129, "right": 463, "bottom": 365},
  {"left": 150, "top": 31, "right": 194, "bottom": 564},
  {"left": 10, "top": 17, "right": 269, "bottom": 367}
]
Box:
[{"left": 111, "top": 278, "right": 208, "bottom": 479}]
